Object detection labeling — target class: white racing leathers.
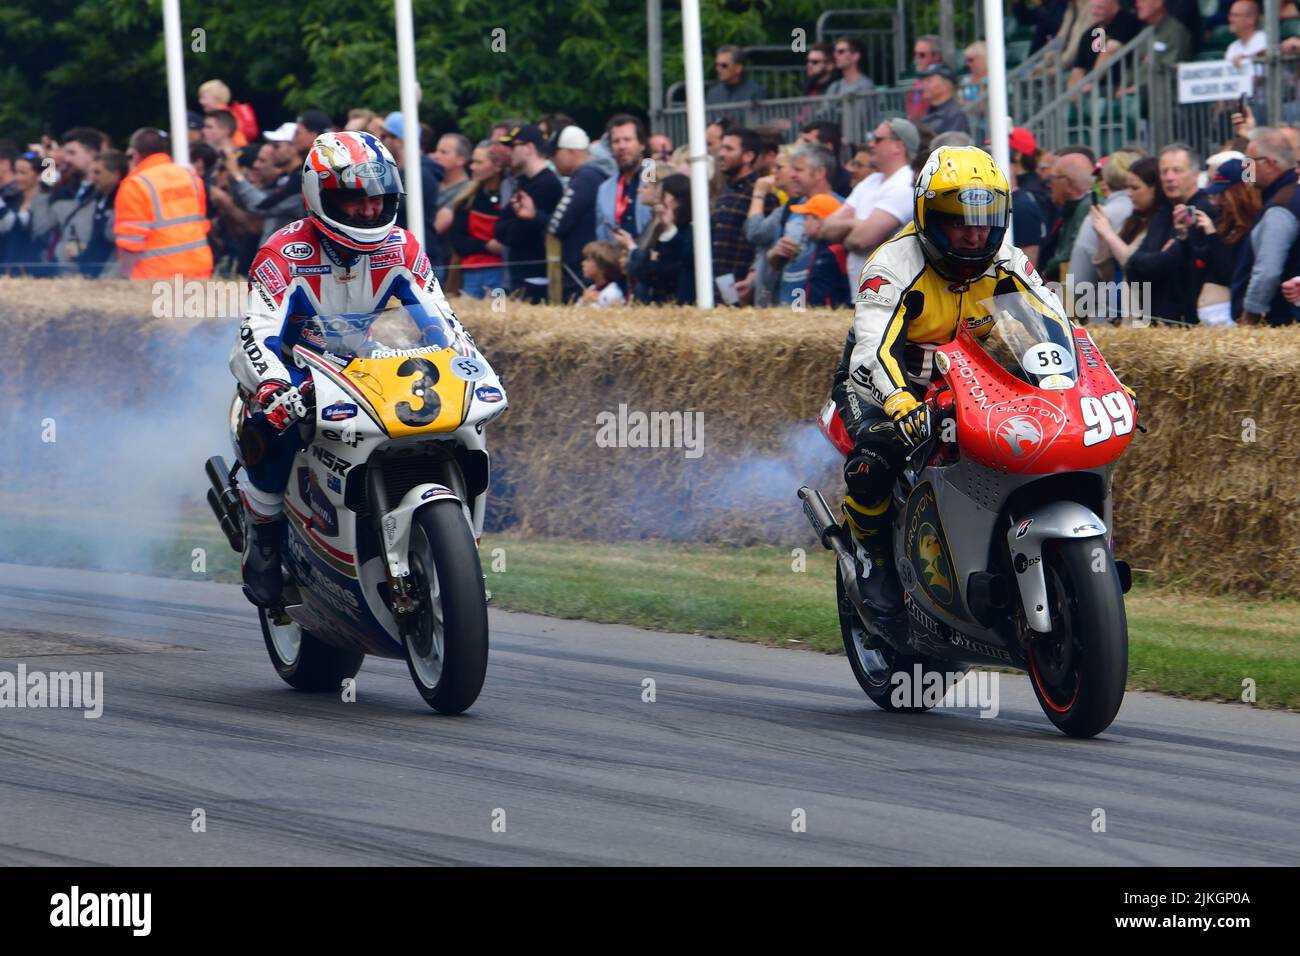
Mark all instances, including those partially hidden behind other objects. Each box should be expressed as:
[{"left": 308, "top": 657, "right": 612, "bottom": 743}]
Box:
[{"left": 230, "top": 217, "right": 473, "bottom": 516}]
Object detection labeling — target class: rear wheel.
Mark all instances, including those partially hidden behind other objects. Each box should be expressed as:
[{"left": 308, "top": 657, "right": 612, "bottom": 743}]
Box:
[
  {"left": 402, "top": 501, "right": 489, "bottom": 714},
  {"left": 836, "top": 562, "right": 954, "bottom": 712},
  {"left": 1027, "top": 537, "right": 1128, "bottom": 738},
  {"left": 259, "top": 607, "right": 364, "bottom": 692}
]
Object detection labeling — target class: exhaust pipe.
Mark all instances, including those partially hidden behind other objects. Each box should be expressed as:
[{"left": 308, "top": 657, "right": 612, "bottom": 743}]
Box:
[
  {"left": 205, "top": 456, "right": 245, "bottom": 552},
  {"left": 798, "top": 485, "right": 843, "bottom": 551}
]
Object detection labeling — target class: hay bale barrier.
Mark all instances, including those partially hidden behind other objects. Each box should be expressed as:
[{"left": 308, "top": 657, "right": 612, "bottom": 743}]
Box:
[{"left": 3, "top": 277, "right": 1296, "bottom": 598}]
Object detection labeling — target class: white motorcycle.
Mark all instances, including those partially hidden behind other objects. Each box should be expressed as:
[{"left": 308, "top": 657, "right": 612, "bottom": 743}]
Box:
[{"left": 206, "top": 307, "right": 508, "bottom": 713}]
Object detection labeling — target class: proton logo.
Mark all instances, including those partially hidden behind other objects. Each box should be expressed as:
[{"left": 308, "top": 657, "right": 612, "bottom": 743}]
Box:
[
  {"left": 917, "top": 525, "right": 953, "bottom": 605},
  {"left": 996, "top": 415, "right": 1043, "bottom": 458}
]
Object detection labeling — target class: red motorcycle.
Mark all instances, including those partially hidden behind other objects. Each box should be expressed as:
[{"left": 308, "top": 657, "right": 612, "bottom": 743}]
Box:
[{"left": 799, "top": 290, "right": 1139, "bottom": 737}]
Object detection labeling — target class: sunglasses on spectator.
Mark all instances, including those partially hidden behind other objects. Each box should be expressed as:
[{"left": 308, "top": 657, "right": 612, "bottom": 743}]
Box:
[{"left": 807, "top": 57, "right": 829, "bottom": 65}]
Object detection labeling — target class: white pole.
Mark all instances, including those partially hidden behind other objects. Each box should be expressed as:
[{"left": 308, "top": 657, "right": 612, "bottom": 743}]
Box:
[
  {"left": 162, "top": 0, "right": 190, "bottom": 167},
  {"left": 394, "top": 0, "right": 425, "bottom": 247},
  {"left": 983, "top": 0, "right": 1012, "bottom": 244},
  {"left": 680, "top": 0, "right": 714, "bottom": 308},
  {"left": 648, "top": 0, "right": 663, "bottom": 126}
]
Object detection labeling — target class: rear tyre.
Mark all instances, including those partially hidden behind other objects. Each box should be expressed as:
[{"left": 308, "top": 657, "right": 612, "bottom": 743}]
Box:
[
  {"left": 836, "top": 562, "right": 953, "bottom": 712},
  {"left": 1027, "top": 536, "right": 1128, "bottom": 738},
  {"left": 403, "top": 500, "right": 489, "bottom": 714},
  {"left": 259, "top": 607, "right": 364, "bottom": 692}
]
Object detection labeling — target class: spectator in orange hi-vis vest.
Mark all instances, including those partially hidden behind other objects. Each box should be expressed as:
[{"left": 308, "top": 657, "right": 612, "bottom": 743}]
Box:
[{"left": 114, "top": 127, "right": 213, "bottom": 280}]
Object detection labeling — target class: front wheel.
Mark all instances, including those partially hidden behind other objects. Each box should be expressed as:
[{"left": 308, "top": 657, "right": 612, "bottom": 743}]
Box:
[
  {"left": 260, "top": 607, "right": 364, "bottom": 691},
  {"left": 402, "top": 501, "right": 489, "bottom": 714},
  {"left": 836, "top": 561, "right": 953, "bottom": 713},
  {"left": 1027, "top": 536, "right": 1128, "bottom": 738}
]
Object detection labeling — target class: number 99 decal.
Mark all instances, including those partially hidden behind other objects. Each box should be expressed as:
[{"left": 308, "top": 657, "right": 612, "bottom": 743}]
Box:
[
  {"left": 1080, "top": 390, "right": 1134, "bottom": 446},
  {"left": 395, "top": 357, "right": 442, "bottom": 427}
]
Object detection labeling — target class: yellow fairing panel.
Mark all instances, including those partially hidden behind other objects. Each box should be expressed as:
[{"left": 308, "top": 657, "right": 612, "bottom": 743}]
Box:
[{"left": 340, "top": 349, "right": 469, "bottom": 437}]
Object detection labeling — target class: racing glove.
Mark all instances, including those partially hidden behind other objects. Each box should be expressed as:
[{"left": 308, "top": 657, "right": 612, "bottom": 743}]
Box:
[
  {"left": 253, "top": 380, "right": 309, "bottom": 433},
  {"left": 885, "top": 391, "right": 932, "bottom": 449}
]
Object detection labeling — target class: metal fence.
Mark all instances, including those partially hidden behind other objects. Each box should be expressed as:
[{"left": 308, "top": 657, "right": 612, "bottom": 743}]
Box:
[{"left": 658, "top": 87, "right": 911, "bottom": 152}]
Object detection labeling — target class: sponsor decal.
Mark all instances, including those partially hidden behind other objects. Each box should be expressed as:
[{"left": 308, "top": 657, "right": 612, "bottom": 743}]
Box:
[
  {"left": 1015, "top": 518, "right": 1034, "bottom": 539},
  {"left": 957, "top": 186, "right": 995, "bottom": 206},
  {"left": 252, "top": 281, "right": 277, "bottom": 310},
  {"left": 1014, "top": 552, "right": 1041, "bottom": 574},
  {"left": 290, "top": 264, "right": 332, "bottom": 275},
  {"left": 369, "top": 345, "right": 439, "bottom": 358},
  {"left": 354, "top": 161, "right": 385, "bottom": 180},
  {"left": 983, "top": 396, "right": 1067, "bottom": 468},
  {"left": 964, "top": 313, "right": 994, "bottom": 329},
  {"left": 282, "top": 241, "right": 315, "bottom": 261},
  {"left": 369, "top": 248, "right": 403, "bottom": 269},
  {"left": 449, "top": 355, "right": 488, "bottom": 382},
  {"left": 238, "top": 323, "right": 269, "bottom": 375},
  {"left": 994, "top": 415, "right": 1044, "bottom": 459},
  {"left": 321, "top": 427, "right": 361, "bottom": 447},
  {"left": 254, "top": 259, "right": 286, "bottom": 296},
  {"left": 1073, "top": 523, "right": 1103, "bottom": 534},
  {"left": 278, "top": 220, "right": 307, "bottom": 236},
  {"left": 420, "top": 487, "right": 456, "bottom": 501},
  {"left": 309, "top": 477, "right": 339, "bottom": 537},
  {"left": 475, "top": 385, "right": 504, "bottom": 404},
  {"left": 312, "top": 445, "right": 351, "bottom": 476},
  {"left": 336, "top": 271, "right": 357, "bottom": 282},
  {"left": 1038, "top": 373, "right": 1073, "bottom": 390},
  {"left": 382, "top": 231, "right": 406, "bottom": 246},
  {"left": 413, "top": 252, "right": 432, "bottom": 280},
  {"left": 859, "top": 274, "right": 890, "bottom": 294},
  {"left": 903, "top": 483, "right": 965, "bottom": 616},
  {"left": 856, "top": 274, "right": 892, "bottom": 304},
  {"left": 322, "top": 402, "right": 358, "bottom": 421},
  {"left": 327, "top": 472, "right": 342, "bottom": 493},
  {"left": 934, "top": 351, "right": 951, "bottom": 375},
  {"left": 948, "top": 631, "right": 1013, "bottom": 663}
]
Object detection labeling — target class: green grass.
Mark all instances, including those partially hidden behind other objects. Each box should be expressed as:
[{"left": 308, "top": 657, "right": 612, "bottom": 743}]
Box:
[
  {"left": 3, "top": 505, "right": 1297, "bottom": 710},
  {"left": 479, "top": 534, "right": 1300, "bottom": 711}
]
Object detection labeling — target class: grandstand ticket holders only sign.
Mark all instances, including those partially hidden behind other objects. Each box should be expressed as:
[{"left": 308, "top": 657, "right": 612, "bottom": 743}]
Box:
[{"left": 1176, "top": 61, "right": 1253, "bottom": 104}]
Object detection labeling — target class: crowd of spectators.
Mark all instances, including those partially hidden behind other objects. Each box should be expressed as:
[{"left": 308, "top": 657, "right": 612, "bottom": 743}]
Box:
[{"left": 1, "top": 0, "right": 1298, "bottom": 324}]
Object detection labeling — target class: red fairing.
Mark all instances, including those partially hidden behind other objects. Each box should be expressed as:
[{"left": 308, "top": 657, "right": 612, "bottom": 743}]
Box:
[
  {"left": 937, "top": 326, "right": 1135, "bottom": 474},
  {"left": 818, "top": 398, "right": 856, "bottom": 457}
]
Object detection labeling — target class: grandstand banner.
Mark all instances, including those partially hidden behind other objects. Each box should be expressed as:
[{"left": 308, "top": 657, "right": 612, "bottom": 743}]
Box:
[{"left": 1176, "top": 60, "right": 1253, "bottom": 104}]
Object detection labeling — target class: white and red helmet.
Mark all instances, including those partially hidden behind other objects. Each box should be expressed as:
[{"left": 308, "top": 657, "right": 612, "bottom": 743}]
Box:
[{"left": 302, "top": 131, "right": 403, "bottom": 252}]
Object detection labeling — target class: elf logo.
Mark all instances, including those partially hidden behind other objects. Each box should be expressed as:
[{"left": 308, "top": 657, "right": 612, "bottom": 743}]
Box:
[{"left": 50, "top": 886, "right": 151, "bottom": 936}]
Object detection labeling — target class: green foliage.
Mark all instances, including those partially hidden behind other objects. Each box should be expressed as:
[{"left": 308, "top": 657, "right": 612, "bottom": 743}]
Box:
[{"left": 2, "top": 0, "right": 876, "bottom": 145}]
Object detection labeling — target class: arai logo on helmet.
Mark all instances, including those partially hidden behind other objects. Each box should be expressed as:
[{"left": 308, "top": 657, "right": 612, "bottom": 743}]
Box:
[
  {"left": 957, "top": 187, "right": 996, "bottom": 206},
  {"left": 354, "top": 161, "right": 386, "bottom": 180},
  {"left": 996, "top": 416, "right": 1043, "bottom": 458}
]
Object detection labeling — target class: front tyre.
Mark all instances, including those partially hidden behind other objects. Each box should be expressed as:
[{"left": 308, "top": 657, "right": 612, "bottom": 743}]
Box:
[
  {"left": 403, "top": 501, "right": 489, "bottom": 714},
  {"left": 836, "top": 561, "right": 952, "bottom": 713},
  {"left": 260, "top": 607, "right": 364, "bottom": 691},
  {"left": 1027, "top": 536, "right": 1128, "bottom": 738}
]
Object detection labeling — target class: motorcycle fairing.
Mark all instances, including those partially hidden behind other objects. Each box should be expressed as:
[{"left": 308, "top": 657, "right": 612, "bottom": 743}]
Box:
[
  {"left": 900, "top": 481, "right": 971, "bottom": 623},
  {"left": 939, "top": 326, "right": 1134, "bottom": 475}
]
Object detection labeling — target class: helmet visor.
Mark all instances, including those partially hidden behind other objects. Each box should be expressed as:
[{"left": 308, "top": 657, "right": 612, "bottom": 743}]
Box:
[
  {"left": 321, "top": 187, "right": 400, "bottom": 231},
  {"left": 926, "top": 185, "right": 1010, "bottom": 228}
]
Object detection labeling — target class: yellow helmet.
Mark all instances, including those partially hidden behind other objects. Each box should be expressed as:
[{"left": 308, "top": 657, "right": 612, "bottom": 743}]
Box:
[{"left": 914, "top": 145, "right": 1011, "bottom": 282}]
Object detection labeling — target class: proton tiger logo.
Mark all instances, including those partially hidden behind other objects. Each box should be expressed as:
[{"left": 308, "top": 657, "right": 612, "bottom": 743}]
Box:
[
  {"left": 917, "top": 524, "right": 953, "bottom": 605},
  {"left": 996, "top": 415, "right": 1043, "bottom": 459}
]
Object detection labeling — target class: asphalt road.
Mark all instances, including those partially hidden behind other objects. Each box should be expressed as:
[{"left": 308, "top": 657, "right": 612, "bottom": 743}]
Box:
[{"left": 1, "top": 562, "right": 1296, "bottom": 866}]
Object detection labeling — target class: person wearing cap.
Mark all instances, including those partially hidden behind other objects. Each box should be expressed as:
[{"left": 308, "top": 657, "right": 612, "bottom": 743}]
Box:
[
  {"left": 820, "top": 118, "right": 917, "bottom": 300},
  {"left": 114, "top": 127, "right": 212, "bottom": 280},
  {"left": 770, "top": 142, "right": 843, "bottom": 306},
  {"left": 1181, "top": 157, "right": 1257, "bottom": 325},
  {"left": 918, "top": 64, "right": 969, "bottom": 136},
  {"left": 545, "top": 125, "right": 610, "bottom": 298},
  {"left": 493, "top": 123, "right": 563, "bottom": 298},
  {"left": 1007, "top": 127, "right": 1051, "bottom": 220},
  {"left": 380, "top": 110, "right": 442, "bottom": 236},
  {"left": 793, "top": 193, "right": 850, "bottom": 308}
]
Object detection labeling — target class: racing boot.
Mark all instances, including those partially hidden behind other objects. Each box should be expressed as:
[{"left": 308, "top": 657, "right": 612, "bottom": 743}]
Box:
[
  {"left": 241, "top": 508, "right": 286, "bottom": 608},
  {"left": 841, "top": 494, "right": 904, "bottom": 620}
]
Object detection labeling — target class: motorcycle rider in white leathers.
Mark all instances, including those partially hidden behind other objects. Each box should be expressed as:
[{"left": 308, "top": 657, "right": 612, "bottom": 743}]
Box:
[{"left": 230, "top": 130, "right": 487, "bottom": 607}]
